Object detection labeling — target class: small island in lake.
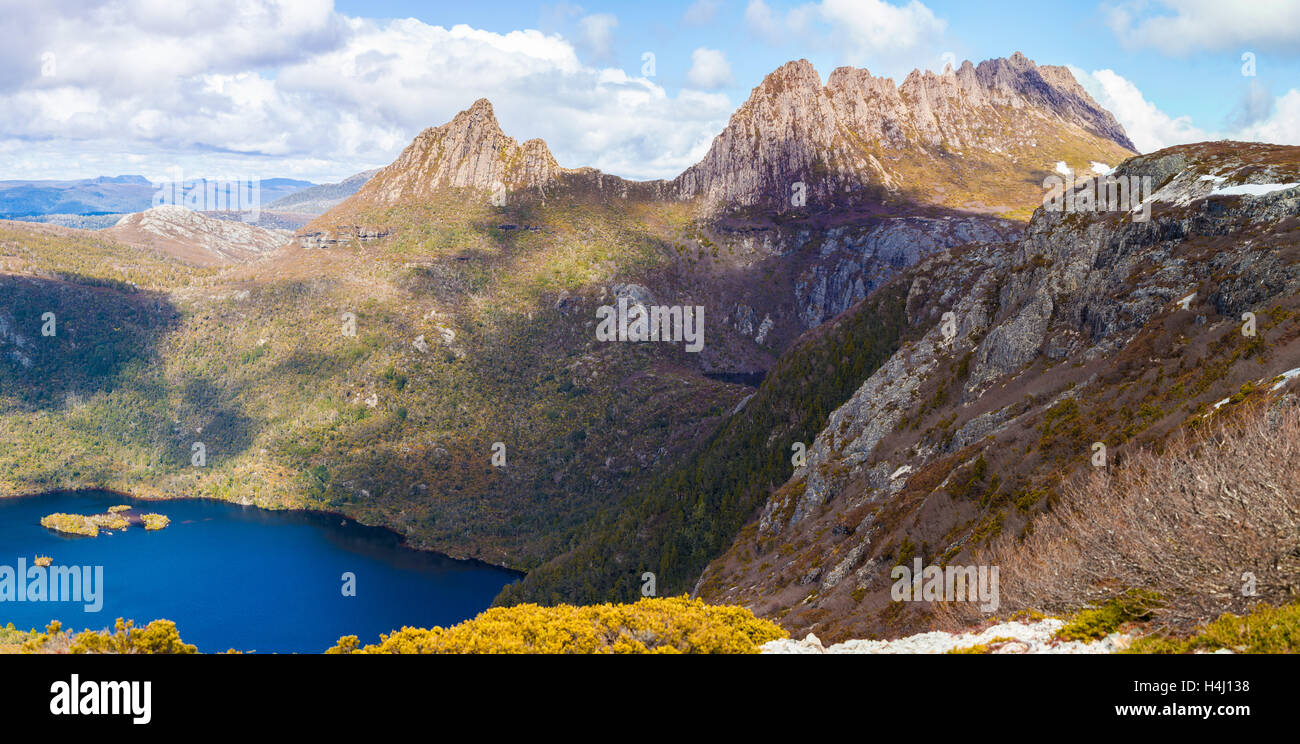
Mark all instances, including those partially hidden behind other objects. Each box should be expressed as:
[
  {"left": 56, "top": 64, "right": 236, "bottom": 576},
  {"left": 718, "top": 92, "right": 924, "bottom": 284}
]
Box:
[
  {"left": 33, "top": 556, "right": 52, "bottom": 567},
  {"left": 40, "top": 513, "right": 101, "bottom": 537},
  {"left": 40, "top": 508, "right": 170, "bottom": 536}
]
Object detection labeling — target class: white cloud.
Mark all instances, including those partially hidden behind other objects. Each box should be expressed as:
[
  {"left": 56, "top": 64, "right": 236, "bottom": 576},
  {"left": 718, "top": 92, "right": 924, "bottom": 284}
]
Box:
[
  {"left": 1235, "top": 88, "right": 1300, "bottom": 145},
  {"left": 683, "top": 0, "right": 722, "bottom": 25},
  {"left": 744, "top": 0, "right": 783, "bottom": 40},
  {"left": 686, "top": 47, "right": 734, "bottom": 90},
  {"left": 0, "top": 3, "right": 732, "bottom": 182},
  {"left": 1069, "top": 66, "right": 1207, "bottom": 152},
  {"left": 745, "top": 0, "right": 946, "bottom": 62},
  {"left": 1070, "top": 65, "right": 1300, "bottom": 152},
  {"left": 576, "top": 13, "right": 618, "bottom": 60},
  {"left": 1105, "top": 0, "right": 1300, "bottom": 55},
  {"left": 818, "top": 0, "right": 947, "bottom": 59}
]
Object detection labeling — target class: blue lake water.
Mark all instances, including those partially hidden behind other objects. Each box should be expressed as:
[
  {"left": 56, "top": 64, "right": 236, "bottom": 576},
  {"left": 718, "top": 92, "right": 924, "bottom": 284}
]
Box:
[{"left": 0, "top": 490, "right": 520, "bottom": 653}]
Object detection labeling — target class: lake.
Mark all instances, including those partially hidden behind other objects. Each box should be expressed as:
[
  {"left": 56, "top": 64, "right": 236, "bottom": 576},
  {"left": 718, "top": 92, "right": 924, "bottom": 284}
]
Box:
[{"left": 0, "top": 490, "right": 520, "bottom": 653}]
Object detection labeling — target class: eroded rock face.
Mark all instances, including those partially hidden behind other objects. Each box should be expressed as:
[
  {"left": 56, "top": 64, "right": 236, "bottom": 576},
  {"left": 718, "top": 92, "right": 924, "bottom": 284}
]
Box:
[
  {"left": 106, "top": 205, "right": 291, "bottom": 265},
  {"left": 795, "top": 217, "right": 1021, "bottom": 328},
  {"left": 352, "top": 99, "right": 564, "bottom": 205},
  {"left": 673, "top": 54, "right": 1136, "bottom": 211}
]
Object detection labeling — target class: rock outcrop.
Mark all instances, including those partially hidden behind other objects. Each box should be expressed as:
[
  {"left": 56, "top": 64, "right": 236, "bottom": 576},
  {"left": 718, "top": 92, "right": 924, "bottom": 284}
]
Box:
[{"left": 105, "top": 205, "right": 291, "bottom": 265}]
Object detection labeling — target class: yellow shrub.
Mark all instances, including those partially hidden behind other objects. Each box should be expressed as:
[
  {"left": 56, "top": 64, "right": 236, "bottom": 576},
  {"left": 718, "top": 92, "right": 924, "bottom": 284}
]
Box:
[
  {"left": 21, "top": 619, "right": 197, "bottom": 654},
  {"left": 328, "top": 596, "right": 786, "bottom": 654}
]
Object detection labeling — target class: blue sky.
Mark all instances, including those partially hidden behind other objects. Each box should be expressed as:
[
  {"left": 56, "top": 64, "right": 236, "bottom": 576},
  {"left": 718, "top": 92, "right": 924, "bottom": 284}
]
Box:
[{"left": 2, "top": 0, "right": 1298, "bottom": 183}]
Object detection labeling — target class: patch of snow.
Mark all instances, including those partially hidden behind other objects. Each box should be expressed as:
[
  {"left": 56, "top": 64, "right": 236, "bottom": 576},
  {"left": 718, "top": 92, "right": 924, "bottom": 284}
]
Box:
[
  {"left": 1271, "top": 368, "right": 1300, "bottom": 392},
  {"left": 1090, "top": 161, "right": 1113, "bottom": 175},
  {"left": 1212, "top": 182, "right": 1299, "bottom": 197},
  {"left": 1054, "top": 161, "right": 1072, "bottom": 176}
]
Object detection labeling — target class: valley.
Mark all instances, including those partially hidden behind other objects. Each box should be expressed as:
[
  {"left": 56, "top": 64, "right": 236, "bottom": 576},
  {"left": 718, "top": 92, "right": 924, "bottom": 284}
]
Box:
[{"left": 3, "top": 50, "right": 1299, "bottom": 654}]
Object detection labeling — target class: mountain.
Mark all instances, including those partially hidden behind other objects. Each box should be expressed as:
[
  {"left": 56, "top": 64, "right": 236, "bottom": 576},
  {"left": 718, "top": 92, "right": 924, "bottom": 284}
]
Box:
[
  {"left": 691, "top": 141, "right": 1300, "bottom": 641},
  {"left": 0, "top": 176, "right": 314, "bottom": 219},
  {"left": 307, "top": 53, "right": 1132, "bottom": 239},
  {"left": 672, "top": 54, "right": 1134, "bottom": 214},
  {"left": 264, "top": 169, "right": 381, "bottom": 216},
  {"left": 0, "top": 175, "right": 156, "bottom": 217},
  {"left": 104, "top": 205, "right": 293, "bottom": 265}
]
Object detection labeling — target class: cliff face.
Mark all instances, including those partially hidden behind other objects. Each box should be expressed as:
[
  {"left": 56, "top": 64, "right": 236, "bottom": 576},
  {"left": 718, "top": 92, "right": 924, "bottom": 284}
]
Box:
[
  {"left": 697, "top": 142, "right": 1300, "bottom": 642},
  {"left": 672, "top": 53, "right": 1136, "bottom": 212}
]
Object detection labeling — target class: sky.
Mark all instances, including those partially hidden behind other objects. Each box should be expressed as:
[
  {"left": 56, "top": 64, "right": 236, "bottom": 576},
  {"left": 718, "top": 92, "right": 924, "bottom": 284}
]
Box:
[{"left": 2, "top": 0, "right": 1299, "bottom": 184}]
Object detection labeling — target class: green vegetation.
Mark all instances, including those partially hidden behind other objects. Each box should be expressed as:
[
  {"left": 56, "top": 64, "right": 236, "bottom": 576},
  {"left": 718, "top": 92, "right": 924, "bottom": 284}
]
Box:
[
  {"left": 40, "top": 513, "right": 99, "bottom": 537},
  {"left": 40, "top": 509, "right": 167, "bottom": 535},
  {"left": 1126, "top": 600, "right": 1300, "bottom": 654},
  {"left": 327, "top": 597, "right": 785, "bottom": 654},
  {"left": 498, "top": 283, "right": 913, "bottom": 605},
  {"left": 89, "top": 512, "right": 129, "bottom": 530},
  {"left": 1, "top": 195, "right": 738, "bottom": 575},
  {"left": 1054, "top": 589, "right": 1162, "bottom": 642}
]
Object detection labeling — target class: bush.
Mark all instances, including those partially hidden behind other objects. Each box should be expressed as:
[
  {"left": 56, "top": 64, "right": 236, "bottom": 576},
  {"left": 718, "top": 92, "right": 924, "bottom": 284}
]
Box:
[
  {"left": 21, "top": 619, "right": 197, "bottom": 654},
  {"left": 1127, "top": 600, "right": 1300, "bottom": 654},
  {"left": 943, "top": 401, "right": 1300, "bottom": 631},
  {"left": 327, "top": 597, "right": 786, "bottom": 654},
  {"left": 1054, "top": 589, "right": 1161, "bottom": 641}
]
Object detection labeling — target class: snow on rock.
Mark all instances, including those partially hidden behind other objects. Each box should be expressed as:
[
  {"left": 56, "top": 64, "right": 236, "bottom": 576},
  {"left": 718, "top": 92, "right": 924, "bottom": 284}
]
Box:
[{"left": 1212, "top": 182, "right": 1299, "bottom": 197}]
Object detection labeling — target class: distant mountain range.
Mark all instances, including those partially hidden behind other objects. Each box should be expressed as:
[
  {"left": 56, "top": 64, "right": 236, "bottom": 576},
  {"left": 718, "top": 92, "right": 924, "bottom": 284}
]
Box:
[
  {"left": 264, "top": 170, "right": 381, "bottom": 215},
  {"left": 0, "top": 175, "right": 313, "bottom": 219}
]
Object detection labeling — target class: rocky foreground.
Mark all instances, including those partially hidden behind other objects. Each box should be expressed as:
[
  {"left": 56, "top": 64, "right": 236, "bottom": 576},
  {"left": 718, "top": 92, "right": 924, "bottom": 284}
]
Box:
[{"left": 762, "top": 618, "right": 1133, "bottom": 654}]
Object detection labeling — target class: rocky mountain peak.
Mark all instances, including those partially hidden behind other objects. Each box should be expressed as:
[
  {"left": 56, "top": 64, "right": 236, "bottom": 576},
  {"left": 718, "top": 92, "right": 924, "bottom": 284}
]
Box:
[
  {"left": 675, "top": 53, "right": 1137, "bottom": 212},
  {"left": 346, "top": 97, "right": 563, "bottom": 207}
]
